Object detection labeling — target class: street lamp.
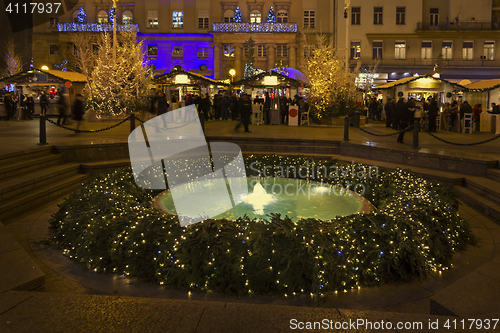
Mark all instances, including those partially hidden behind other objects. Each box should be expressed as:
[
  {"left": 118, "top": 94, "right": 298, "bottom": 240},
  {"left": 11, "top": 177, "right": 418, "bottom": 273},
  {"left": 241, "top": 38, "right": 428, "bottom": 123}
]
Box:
[
  {"left": 41, "top": 65, "right": 49, "bottom": 70},
  {"left": 344, "top": 0, "right": 350, "bottom": 73},
  {"left": 229, "top": 68, "right": 236, "bottom": 83}
]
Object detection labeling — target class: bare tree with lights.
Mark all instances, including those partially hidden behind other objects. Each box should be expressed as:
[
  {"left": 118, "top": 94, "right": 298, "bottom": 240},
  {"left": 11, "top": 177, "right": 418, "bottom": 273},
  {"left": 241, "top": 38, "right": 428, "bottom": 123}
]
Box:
[
  {"left": 3, "top": 39, "right": 23, "bottom": 77},
  {"left": 73, "top": 31, "right": 151, "bottom": 118},
  {"left": 304, "top": 35, "right": 360, "bottom": 120}
]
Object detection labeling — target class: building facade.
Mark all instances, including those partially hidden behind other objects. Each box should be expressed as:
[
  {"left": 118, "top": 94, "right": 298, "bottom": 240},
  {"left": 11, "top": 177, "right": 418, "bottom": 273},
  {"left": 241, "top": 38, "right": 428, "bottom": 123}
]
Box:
[
  {"left": 336, "top": 0, "right": 500, "bottom": 83},
  {"left": 31, "top": 0, "right": 335, "bottom": 81}
]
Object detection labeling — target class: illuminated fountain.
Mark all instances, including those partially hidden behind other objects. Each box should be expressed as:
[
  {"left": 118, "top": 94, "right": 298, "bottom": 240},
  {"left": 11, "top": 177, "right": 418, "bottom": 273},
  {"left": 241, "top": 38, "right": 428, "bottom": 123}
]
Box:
[{"left": 156, "top": 178, "right": 373, "bottom": 221}]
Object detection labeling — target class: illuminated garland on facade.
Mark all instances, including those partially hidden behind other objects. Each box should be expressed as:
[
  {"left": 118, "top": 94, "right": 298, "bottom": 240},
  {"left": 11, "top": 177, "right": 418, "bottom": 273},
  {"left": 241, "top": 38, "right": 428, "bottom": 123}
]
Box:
[
  {"left": 212, "top": 22, "right": 297, "bottom": 33},
  {"left": 57, "top": 22, "right": 139, "bottom": 32}
]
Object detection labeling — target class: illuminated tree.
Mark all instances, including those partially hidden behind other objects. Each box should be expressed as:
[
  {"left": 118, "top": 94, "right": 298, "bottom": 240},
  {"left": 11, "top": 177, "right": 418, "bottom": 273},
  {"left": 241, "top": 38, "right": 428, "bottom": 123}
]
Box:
[
  {"left": 267, "top": 6, "right": 276, "bottom": 23},
  {"left": 73, "top": 31, "right": 151, "bottom": 117},
  {"left": 3, "top": 39, "right": 23, "bottom": 76},
  {"left": 305, "top": 35, "right": 360, "bottom": 120},
  {"left": 77, "top": 7, "right": 87, "bottom": 23},
  {"left": 243, "top": 37, "right": 256, "bottom": 79},
  {"left": 233, "top": 7, "right": 242, "bottom": 23}
]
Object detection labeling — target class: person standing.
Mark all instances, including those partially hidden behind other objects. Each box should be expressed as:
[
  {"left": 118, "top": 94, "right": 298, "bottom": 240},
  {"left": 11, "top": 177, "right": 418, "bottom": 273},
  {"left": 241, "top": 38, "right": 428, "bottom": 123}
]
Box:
[
  {"left": 40, "top": 91, "right": 48, "bottom": 116},
  {"left": 384, "top": 98, "right": 393, "bottom": 127},
  {"left": 428, "top": 97, "right": 439, "bottom": 132},
  {"left": 26, "top": 94, "right": 34, "bottom": 120},
  {"left": 230, "top": 94, "right": 238, "bottom": 120},
  {"left": 263, "top": 92, "right": 271, "bottom": 124},
  {"left": 448, "top": 101, "right": 459, "bottom": 131},
  {"left": 234, "top": 93, "right": 251, "bottom": 133},
  {"left": 221, "top": 94, "right": 230, "bottom": 120},
  {"left": 396, "top": 97, "right": 412, "bottom": 143},
  {"left": 3, "top": 92, "right": 12, "bottom": 120},
  {"left": 472, "top": 103, "right": 482, "bottom": 131},
  {"left": 369, "top": 98, "right": 378, "bottom": 120},
  {"left": 156, "top": 92, "right": 169, "bottom": 128},
  {"left": 280, "top": 95, "right": 289, "bottom": 124}
]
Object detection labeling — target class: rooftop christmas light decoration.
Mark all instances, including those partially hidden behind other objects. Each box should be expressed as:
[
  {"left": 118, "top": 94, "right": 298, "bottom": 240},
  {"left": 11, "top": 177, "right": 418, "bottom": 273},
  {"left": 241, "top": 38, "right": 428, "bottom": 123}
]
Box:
[
  {"left": 234, "top": 6, "right": 243, "bottom": 23},
  {"left": 267, "top": 6, "right": 276, "bottom": 23},
  {"left": 212, "top": 22, "right": 296, "bottom": 33},
  {"left": 305, "top": 35, "right": 360, "bottom": 120},
  {"left": 108, "top": 7, "right": 115, "bottom": 24},
  {"left": 77, "top": 7, "right": 86, "bottom": 23}
]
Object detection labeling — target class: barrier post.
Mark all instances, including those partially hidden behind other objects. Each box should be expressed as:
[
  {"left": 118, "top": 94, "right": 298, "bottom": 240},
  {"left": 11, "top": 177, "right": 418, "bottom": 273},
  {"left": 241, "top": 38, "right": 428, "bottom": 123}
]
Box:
[
  {"left": 38, "top": 114, "right": 48, "bottom": 145},
  {"left": 412, "top": 121, "right": 419, "bottom": 149},
  {"left": 344, "top": 117, "right": 349, "bottom": 141}
]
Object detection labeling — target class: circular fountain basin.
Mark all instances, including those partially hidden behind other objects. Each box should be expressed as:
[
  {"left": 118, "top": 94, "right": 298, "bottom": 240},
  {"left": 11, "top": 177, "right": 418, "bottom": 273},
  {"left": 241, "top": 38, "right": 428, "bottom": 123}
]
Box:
[{"left": 156, "top": 178, "right": 373, "bottom": 221}]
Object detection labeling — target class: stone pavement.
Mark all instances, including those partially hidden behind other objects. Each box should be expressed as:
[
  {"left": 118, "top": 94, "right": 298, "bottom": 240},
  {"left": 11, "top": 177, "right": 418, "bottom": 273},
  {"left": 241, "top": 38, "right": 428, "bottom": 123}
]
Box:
[{"left": 0, "top": 117, "right": 500, "bottom": 332}]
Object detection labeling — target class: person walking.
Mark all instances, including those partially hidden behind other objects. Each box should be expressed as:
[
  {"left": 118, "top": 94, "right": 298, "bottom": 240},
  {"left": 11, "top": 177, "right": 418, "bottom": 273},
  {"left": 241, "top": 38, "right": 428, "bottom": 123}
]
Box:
[
  {"left": 73, "top": 94, "right": 85, "bottom": 132},
  {"left": 234, "top": 93, "right": 251, "bottom": 133},
  {"left": 57, "top": 93, "right": 68, "bottom": 125},
  {"left": 384, "top": 98, "right": 393, "bottom": 127}
]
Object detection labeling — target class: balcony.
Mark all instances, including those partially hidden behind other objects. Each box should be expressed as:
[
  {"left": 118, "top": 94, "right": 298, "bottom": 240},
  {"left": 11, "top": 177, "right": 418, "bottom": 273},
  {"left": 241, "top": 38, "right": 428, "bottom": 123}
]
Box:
[
  {"left": 416, "top": 21, "right": 495, "bottom": 31},
  {"left": 57, "top": 22, "right": 139, "bottom": 32},
  {"left": 212, "top": 22, "right": 297, "bottom": 33}
]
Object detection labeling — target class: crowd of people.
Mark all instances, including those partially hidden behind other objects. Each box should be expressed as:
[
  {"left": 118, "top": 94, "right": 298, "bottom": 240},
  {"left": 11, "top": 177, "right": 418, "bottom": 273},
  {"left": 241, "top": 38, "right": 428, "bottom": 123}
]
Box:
[
  {"left": 147, "top": 90, "right": 310, "bottom": 132},
  {"left": 376, "top": 96, "right": 491, "bottom": 144}
]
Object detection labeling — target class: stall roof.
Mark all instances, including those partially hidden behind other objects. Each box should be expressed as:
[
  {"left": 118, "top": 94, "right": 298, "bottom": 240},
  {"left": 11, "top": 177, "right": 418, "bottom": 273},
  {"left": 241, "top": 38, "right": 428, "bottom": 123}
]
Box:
[
  {"left": 376, "top": 74, "right": 467, "bottom": 90},
  {"left": 0, "top": 69, "right": 87, "bottom": 83},
  {"left": 465, "top": 79, "right": 500, "bottom": 92},
  {"left": 235, "top": 70, "right": 309, "bottom": 88},
  {"left": 154, "top": 69, "right": 227, "bottom": 86}
]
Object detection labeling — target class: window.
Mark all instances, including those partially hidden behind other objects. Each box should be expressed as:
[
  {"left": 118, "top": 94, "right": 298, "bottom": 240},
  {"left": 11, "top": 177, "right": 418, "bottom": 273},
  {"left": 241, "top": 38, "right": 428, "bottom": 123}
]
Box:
[
  {"left": 277, "top": 44, "right": 288, "bottom": 57},
  {"left": 147, "top": 44, "right": 157, "bottom": 57},
  {"left": 277, "top": 10, "right": 288, "bottom": 23},
  {"left": 223, "top": 44, "right": 234, "bottom": 57},
  {"left": 97, "top": 10, "right": 108, "bottom": 23},
  {"left": 373, "top": 41, "right": 382, "bottom": 59},
  {"left": 304, "top": 10, "right": 315, "bottom": 28},
  {"left": 484, "top": 41, "right": 494, "bottom": 60},
  {"left": 173, "top": 11, "right": 183, "bottom": 28},
  {"left": 395, "top": 41, "right": 406, "bottom": 59},
  {"left": 351, "top": 7, "right": 360, "bottom": 25},
  {"left": 430, "top": 8, "right": 439, "bottom": 26},
  {"left": 374, "top": 7, "right": 383, "bottom": 25},
  {"left": 224, "top": 10, "right": 234, "bottom": 23},
  {"left": 421, "top": 41, "right": 432, "bottom": 59},
  {"left": 257, "top": 45, "right": 267, "bottom": 57},
  {"left": 122, "top": 10, "right": 133, "bottom": 24},
  {"left": 350, "top": 41, "right": 361, "bottom": 59},
  {"left": 172, "top": 45, "right": 183, "bottom": 57},
  {"left": 147, "top": 10, "right": 158, "bottom": 28},
  {"left": 396, "top": 7, "right": 405, "bottom": 25},
  {"left": 250, "top": 11, "right": 261, "bottom": 23},
  {"left": 49, "top": 17, "right": 59, "bottom": 27},
  {"left": 463, "top": 41, "right": 474, "bottom": 60},
  {"left": 442, "top": 41, "right": 452, "bottom": 60},
  {"left": 197, "top": 47, "right": 209, "bottom": 58},
  {"left": 198, "top": 10, "right": 208, "bottom": 28},
  {"left": 49, "top": 44, "right": 59, "bottom": 55},
  {"left": 198, "top": 17, "right": 209, "bottom": 28}
]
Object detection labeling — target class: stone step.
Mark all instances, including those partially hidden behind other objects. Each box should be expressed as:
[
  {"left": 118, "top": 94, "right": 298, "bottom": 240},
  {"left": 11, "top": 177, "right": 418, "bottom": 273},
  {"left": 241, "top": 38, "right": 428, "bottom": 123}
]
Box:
[
  {"left": 0, "top": 154, "right": 63, "bottom": 181},
  {"left": 486, "top": 168, "right": 500, "bottom": 183},
  {"left": 0, "top": 145, "right": 54, "bottom": 167},
  {"left": 81, "top": 159, "right": 130, "bottom": 174},
  {"left": 452, "top": 186, "right": 500, "bottom": 225},
  {"left": 207, "top": 136, "right": 342, "bottom": 147},
  {"left": 464, "top": 177, "right": 500, "bottom": 207},
  {"left": 238, "top": 144, "right": 340, "bottom": 154},
  {"left": 0, "top": 164, "right": 81, "bottom": 201},
  {"left": 0, "top": 174, "right": 89, "bottom": 222}
]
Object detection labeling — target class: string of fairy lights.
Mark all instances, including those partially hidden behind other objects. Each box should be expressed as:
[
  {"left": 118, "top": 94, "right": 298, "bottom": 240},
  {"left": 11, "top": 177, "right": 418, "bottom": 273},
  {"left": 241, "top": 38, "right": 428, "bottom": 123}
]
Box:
[{"left": 49, "top": 155, "right": 474, "bottom": 298}]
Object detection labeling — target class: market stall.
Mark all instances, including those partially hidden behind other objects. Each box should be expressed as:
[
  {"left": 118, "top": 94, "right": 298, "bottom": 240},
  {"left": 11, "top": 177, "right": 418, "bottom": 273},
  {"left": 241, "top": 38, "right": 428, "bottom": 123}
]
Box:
[
  {"left": 234, "top": 69, "right": 309, "bottom": 125},
  {"left": 463, "top": 79, "right": 500, "bottom": 133},
  {"left": 0, "top": 69, "right": 87, "bottom": 117}
]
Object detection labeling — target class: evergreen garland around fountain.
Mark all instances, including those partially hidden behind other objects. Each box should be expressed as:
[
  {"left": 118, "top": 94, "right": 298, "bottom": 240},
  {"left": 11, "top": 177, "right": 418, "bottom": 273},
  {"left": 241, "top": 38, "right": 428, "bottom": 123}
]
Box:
[{"left": 49, "top": 155, "right": 475, "bottom": 297}]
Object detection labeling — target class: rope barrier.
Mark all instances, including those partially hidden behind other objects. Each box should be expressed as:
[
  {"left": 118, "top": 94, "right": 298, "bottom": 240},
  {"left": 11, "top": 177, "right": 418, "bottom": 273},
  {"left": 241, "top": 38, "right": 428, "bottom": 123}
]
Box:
[
  {"left": 46, "top": 116, "right": 130, "bottom": 133},
  {"left": 135, "top": 115, "right": 199, "bottom": 130},
  {"left": 423, "top": 130, "right": 500, "bottom": 146},
  {"left": 348, "top": 118, "right": 415, "bottom": 136}
]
